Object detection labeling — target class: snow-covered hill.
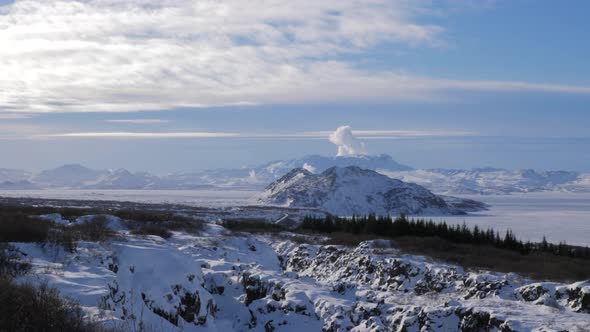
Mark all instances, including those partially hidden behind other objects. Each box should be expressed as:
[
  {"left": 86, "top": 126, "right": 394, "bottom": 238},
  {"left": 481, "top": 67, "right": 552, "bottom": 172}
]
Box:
[
  {"left": 8, "top": 215, "right": 590, "bottom": 331},
  {"left": 383, "top": 168, "right": 586, "bottom": 195},
  {"left": 85, "top": 169, "right": 162, "bottom": 189},
  {"left": 258, "top": 166, "right": 486, "bottom": 215},
  {"left": 0, "top": 168, "right": 31, "bottom": 183},
  {"left": 30, "top": 164, "right": 110, "bottom": 188}
]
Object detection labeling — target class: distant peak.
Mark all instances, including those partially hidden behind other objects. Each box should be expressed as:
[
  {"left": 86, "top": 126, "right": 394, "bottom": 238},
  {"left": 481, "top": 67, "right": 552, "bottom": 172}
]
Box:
[{"left": 281, "top": 167, "right": 312, "bottom": 179}]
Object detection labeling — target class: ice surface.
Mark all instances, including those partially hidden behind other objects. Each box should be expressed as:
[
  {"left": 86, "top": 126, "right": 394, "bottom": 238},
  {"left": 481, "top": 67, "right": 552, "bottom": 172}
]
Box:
[{"left": 422, "top": 192, "right": 590, "bottom": 246}]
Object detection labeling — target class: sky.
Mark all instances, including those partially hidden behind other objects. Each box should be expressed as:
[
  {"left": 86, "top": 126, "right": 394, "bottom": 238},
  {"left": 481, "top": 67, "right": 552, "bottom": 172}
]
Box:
[{"left": 1, "top": 0, "right": 589, "bottom": 173}]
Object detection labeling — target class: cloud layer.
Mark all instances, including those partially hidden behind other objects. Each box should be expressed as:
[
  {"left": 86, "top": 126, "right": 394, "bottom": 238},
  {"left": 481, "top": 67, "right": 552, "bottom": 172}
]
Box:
[
  {"left": 1, "top": 0, "right": 589, "bottom": 113},
  {"left": 38, "top": 128, "right": 475, "bottom": 140}
]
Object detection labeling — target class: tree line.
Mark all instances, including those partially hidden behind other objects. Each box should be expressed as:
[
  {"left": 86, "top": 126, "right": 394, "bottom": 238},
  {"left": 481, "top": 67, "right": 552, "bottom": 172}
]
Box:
[{"left": 299, "top": 214, "right": 590, "bottom": 259}]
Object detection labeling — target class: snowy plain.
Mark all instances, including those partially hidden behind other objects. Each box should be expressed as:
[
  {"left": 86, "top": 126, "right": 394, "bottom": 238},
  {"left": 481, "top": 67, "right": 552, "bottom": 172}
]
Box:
[
  {"left": 0, "top": 189, "right": 257, "bottom": 207},
  {"left": 423, "top": 192, "right": 590, "bottom": 247},
  {"left": 1, "top": 189, "right": 589, "bottom": 246}
]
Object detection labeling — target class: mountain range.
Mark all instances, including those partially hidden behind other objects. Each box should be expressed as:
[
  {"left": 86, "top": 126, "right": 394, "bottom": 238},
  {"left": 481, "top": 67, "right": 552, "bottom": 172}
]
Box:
[{"left": 0, "top": 154, "right": 588, "bottom": 194}]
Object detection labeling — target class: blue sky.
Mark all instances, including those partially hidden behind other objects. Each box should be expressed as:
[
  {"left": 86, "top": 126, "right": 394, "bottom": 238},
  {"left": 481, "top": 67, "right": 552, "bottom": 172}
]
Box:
[{"left": 1, "top": 1, "right": 589, "bottom": 173}]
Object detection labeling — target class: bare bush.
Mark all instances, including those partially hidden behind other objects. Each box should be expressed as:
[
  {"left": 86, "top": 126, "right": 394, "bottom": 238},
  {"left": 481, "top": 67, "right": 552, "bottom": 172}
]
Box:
[
  {"left": 0, "top": 278, "right": 107, "bottom": 332},
  {"left": 122, "top": 209, "right": 205, "bottom": 238},
  {"left": 69, "top": 216, "right": 115, "bottom": 242},
  {"left": 130, "top": 222, "right": 173, "bottom": 239},
  {"left": 0, "top": 211, "right": 51, "bottom": 243}
]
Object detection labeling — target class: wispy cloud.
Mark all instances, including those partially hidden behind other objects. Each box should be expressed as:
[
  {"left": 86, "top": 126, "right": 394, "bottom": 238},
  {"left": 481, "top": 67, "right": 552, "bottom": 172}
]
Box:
[
  {"left": 0, "top": 113, "right": 35, "bottom": 119},
  {"left": 43, "top": 132, "right": 240, "bottom": 138},
  {"left": 306, "top": 129, "right": 477, "bottom": 139},
  {"left": 39, "top": 128, "right": 475, "bottom": 140},
  {"left": 1, "top": 1, "right": 587, "bottom": 114},
  {"left": 106, "top": 119, "right": 170, "bottom": 124}
]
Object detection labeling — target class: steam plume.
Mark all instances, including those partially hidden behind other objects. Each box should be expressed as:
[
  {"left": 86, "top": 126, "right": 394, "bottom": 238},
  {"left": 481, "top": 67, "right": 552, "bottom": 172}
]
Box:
[{"left": 329, "top": 125, "right": 367, "bottom": 156}]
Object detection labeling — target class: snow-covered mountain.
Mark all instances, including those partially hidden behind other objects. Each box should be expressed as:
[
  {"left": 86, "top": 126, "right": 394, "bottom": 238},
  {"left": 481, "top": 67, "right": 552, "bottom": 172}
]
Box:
[
  {"left": 253, "top": 153, "right": 412, "bottom": 178},
  {"left": 30, "top": 164, "right": 110, "bottom": 188},
  {"left": 84, "top": 169, "right": 162, "bottom": 189},
  {"left": 0, "top": 168, "right": 31, "bottom": 183},
  {"left": 0, "top": 180, "right": 38, "bottom": 189},
  {"left": 0, "top": 154, "right": 588, "bottom": 193},
  {"left": 259, "top": 166, "right": 486, "bottom": 215},
  {"left": 167, "top": 154, "right": 413, "bottom": 188},
  {"left": 383, "top": 167, "right": 586, "bottom": 195}
]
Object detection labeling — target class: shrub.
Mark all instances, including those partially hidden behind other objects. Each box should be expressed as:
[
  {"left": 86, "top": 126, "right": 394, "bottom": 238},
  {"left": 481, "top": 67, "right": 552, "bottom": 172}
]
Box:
[
  {"left": 0, "top": 212, "right": 51, "bottom": 243},
  {"left": 114, "top": 210, "right": 193, "bottom": 224},
  {"left": 69, "top": 216, "right": 115, "bottom": 242},
  {"left": 0, "top": 278, "right": 105, "bottom": 332},
  {"left": 130, "top": 223, "right": 173, "bottom": 239},
  {"left": 121, "top": 209, "right": 205, "bottom": 238}
]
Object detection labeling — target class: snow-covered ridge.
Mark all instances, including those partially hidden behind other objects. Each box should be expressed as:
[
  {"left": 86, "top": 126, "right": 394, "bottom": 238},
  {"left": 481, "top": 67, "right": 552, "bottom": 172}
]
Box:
[
  {"left": 383, "top": 168, "right": 588, "bottom": 195},
  {"left": 1, "top": 154, "right": 589, "bottom": 193},
  {"left": 258, "top": 166, "right": 487, "bottom": 216},
  {"left": 0, "top": 155, "right": 411, "bottom": 190},
  {"left": 9, "top": 219, "right": 590, "bottom": 332}
]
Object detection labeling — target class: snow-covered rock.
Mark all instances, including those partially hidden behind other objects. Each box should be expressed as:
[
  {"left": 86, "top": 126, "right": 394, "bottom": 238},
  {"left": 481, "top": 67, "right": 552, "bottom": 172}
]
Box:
[
  {"left": 258, "top": 166, "right": 486, "bottom": 216},
  {"left": 8, "top": 220, "right": 590, "bottom": 332}
]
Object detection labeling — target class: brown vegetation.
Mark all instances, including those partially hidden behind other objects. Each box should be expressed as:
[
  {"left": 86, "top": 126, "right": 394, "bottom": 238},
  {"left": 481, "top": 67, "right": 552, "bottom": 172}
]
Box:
[
  {"left": 124, "top": 210, "right": 205, "bottom": 238},
  {"left": 0, "top": 277, "right": 107, "bottom": 332}
]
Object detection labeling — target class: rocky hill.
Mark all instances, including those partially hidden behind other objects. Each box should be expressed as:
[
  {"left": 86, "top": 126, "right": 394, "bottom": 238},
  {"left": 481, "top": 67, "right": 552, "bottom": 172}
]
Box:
[{"left": 258, "top": 166, "right": 486, "bottom": 215}]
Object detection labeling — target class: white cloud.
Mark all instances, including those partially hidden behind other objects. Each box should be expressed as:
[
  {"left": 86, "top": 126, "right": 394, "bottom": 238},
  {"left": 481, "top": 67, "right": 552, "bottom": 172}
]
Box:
[
  {"left": 329, "top": 125, "right": 367, "bottom": 156},
  {"left": 106, "top": 119, "right": 170, "bottom": 124},
  {"left": 42, "top": 132, "right": 239, "bottom": 138},
  {"left": 305, "top": 129, "right": 476, "bottom": 139},
  {"left": 2, "top": 0, "right": 587, "bottom": 114},
  {"left": 0, "top": 0, "right": 444, "bottom": 113},
  {"left": 37, "top": 128, "right": 476, "bottom": 140}
]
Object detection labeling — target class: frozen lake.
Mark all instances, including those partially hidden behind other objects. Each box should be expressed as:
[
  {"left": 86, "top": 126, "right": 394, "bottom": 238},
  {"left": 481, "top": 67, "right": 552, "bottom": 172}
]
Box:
[
  {"left": 0, "top": 189, "right": 258, "bottom": 207},
  {"left": 0, "top": 189, "right": 589, "bottom": 246},
  {"left": 424, "top": 192, "right": 590, "bottom": 247}
]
